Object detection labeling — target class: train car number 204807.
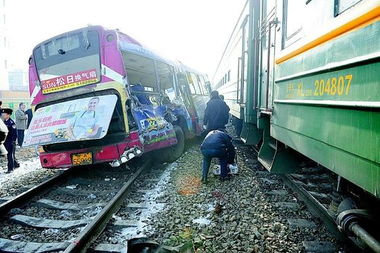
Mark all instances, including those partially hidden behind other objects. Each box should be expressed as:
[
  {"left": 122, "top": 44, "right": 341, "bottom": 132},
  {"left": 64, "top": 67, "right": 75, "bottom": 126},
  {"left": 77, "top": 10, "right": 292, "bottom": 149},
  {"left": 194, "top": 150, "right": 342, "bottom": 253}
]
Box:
[
  {"left": 313, "top": 74, "right": 352, "bottom": 96},
  {"left": 285, "top": 74, "right": 353, "bottom": 98}
]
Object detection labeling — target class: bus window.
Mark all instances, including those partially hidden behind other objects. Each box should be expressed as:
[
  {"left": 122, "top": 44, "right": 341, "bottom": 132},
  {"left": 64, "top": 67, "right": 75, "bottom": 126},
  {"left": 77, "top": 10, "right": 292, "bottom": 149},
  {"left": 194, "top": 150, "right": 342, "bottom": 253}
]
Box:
[
  {"left": 177, "top": 73, "right": 190, "bottom": 96},
  {"left": 196, "top": 74, "right": 206, "bottom": 95},
  {"left": 188, "top": 72, "right": 202, "bottom": 94},
  {"left": 123, "top": 52, "right": 157, "bottom": 92},
  {"left": 157, "top": 61, "right": 176, "bottom": 101},
  {"left": 122, "top": 52, "right": 159, "bottom": 105},
  {"left": 186, "top": 72, "right": 196, "bottom": 94}
]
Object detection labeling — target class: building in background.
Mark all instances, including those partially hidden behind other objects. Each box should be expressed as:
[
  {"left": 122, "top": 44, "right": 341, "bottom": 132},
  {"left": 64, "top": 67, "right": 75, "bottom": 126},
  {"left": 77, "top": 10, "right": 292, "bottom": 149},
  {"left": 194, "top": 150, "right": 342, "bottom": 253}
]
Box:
[
  {"left": 0, "top": 90, "right": 30, "bottom": 110},
  {"left": 0, "top": 0, "right": 30, "bottom": 108},
  {"left": 8, "top": 69, "right": 28, "bottom": 91},
  {"left": 0, "top": 0, "right": 9, "bottom": 90}
]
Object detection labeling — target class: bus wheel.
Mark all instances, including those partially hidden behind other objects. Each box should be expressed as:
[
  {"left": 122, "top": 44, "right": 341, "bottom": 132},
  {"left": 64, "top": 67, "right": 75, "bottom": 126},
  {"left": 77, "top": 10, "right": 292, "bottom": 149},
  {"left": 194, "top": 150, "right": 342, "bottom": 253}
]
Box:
[{"left": 159, "top": 125, "right": 185, "bottom": 163}]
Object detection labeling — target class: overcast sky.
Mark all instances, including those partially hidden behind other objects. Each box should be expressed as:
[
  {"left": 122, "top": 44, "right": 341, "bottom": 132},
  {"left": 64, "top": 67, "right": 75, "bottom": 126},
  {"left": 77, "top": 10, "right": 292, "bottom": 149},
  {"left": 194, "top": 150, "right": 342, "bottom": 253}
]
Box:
[{"left": 8, "top": 0, "right": 245, "bottom": 79}]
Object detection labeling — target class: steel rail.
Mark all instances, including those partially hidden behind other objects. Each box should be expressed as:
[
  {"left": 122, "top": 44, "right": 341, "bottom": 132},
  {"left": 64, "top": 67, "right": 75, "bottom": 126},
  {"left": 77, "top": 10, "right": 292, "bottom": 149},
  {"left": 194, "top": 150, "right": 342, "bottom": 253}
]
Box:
[
  {"left": 279, "top": 174, "right": 345, "bottom": 240},
  {"left": 250, "top": 146, "right": 373, "bottom": 251},
  {"left": 0, "top": 168, "right": 74, "bottom": 217},
  {"left": 64, "top": 159, "right": 151, "bottom": 253}
]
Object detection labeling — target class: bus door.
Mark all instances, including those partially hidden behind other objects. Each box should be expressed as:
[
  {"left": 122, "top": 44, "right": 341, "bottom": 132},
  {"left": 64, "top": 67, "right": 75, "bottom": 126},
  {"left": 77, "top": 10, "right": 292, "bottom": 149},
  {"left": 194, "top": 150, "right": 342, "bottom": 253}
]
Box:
[
  {"left": 156, "top": 61, "right": 193, "bottom": 131},
  {"left": 259, "top": 0, "right": 278, "bottom": 111},
  {"left": 176, "top": 72, "right": 198, "bottom": 134},
  {"left": 186, "top": 72, "right": 208, "bottom": 134}
]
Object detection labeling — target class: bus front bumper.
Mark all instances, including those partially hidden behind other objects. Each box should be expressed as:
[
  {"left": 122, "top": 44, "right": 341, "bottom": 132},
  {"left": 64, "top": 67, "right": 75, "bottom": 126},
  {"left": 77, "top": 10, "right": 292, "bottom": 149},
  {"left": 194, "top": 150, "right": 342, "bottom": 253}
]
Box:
[{"left": 39, "top": 131, "right": 143, "bottom": 169}]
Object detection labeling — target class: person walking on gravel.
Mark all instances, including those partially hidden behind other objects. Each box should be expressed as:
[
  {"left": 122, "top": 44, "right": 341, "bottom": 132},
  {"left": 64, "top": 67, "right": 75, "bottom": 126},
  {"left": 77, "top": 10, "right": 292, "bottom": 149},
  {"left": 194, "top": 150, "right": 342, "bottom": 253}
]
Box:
[
  {"left": 203, "top": 90, "right": 230, "bottom": 134},
  {"left": 2, "top": 108, "right": 19, "bottom": 173},
  {"left": 15, "top": 103, "right": 28, "bottom": 147},
  {"left": 200, "top": 129, "right": 235, "bottom": 182}
]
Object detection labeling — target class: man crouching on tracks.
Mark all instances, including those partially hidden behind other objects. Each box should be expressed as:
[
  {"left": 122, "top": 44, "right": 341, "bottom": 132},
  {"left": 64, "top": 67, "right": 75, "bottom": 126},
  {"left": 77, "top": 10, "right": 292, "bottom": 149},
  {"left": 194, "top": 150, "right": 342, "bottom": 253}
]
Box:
[
  {"left": 2, "top": 108, "right": 19, "bottom": 173},
  {"left": 200, "top": 129, "right": 235, "bottom": 182}
]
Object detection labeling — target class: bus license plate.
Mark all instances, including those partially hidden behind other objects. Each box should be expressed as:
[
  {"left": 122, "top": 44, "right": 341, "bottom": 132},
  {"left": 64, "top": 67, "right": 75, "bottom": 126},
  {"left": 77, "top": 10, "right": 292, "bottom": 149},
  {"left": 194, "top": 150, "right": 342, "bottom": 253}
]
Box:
[{"left": 72, "top": 152, "right": 93, "bottom": 166}]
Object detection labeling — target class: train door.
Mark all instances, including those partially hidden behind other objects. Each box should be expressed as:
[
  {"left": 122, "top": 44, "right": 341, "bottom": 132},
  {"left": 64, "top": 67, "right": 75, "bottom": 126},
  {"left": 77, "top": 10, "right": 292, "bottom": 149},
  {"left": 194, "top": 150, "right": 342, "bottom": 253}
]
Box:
[
  {"left": 237, "top": 16, "right": 249, "bottom": 105},
  {"left": 258, "top": 0, "right": 278, "bottom": 111}
]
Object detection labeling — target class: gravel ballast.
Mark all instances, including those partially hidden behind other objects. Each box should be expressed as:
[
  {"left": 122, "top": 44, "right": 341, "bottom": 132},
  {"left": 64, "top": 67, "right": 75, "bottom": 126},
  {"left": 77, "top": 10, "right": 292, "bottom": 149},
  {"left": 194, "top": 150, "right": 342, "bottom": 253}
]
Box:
[
  {"left": 142, "top": 142, "right": 340, "bottom": 252},
  {"left": 0, "top": 147, "right": 57, "bottom": 198}
]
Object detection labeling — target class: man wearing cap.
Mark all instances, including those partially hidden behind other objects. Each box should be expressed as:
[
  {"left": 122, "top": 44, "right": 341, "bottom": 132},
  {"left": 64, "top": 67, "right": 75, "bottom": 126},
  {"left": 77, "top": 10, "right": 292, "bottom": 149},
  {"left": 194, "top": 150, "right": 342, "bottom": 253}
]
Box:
[{"left": 2, "top": 108, "right": 19, "bottom": 173}]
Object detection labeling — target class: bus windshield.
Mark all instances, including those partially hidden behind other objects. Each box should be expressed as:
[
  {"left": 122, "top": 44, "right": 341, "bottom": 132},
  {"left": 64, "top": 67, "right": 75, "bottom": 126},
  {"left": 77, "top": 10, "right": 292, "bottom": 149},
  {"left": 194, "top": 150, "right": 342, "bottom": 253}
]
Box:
[{"left": 33, "top": 30, "right": 101, "bottom": 94}]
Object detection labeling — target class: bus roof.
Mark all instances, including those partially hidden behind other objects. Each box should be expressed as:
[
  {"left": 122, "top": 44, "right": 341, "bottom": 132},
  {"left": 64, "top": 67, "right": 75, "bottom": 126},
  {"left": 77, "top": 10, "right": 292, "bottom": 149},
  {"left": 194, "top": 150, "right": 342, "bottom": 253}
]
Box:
[{"left": 32, "top": 25, "right": 200, "bottom": 73}]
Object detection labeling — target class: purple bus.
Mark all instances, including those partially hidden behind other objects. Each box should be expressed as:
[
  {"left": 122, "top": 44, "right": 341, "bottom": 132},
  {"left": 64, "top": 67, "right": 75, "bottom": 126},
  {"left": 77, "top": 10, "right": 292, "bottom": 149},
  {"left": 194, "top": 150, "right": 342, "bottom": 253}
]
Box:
[{"left": 26, "top": 25, "right": 210, "bottom": 168}]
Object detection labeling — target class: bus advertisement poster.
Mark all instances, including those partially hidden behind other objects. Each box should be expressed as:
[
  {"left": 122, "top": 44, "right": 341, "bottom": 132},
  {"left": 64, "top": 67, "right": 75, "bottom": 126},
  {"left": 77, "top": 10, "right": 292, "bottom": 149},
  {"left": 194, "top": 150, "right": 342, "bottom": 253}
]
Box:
[{"left": 23, "top": 94, "right": 117, "bottom": 146}]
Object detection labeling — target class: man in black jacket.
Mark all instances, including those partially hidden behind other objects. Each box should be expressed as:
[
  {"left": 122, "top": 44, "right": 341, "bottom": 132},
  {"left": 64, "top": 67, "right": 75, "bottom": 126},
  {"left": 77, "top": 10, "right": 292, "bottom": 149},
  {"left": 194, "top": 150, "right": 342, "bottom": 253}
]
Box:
[
  {"left": 2, "top": 108, "right": 19, "bottom": 173},
  {"left": 200, "top": 129, "right": 235, "bottom": 182},
  {"left": 203, "top": 91, "right": 229, "bottom": 133},
  {"left": 25, "top": 108, "right": 33, "bottom": 129}
]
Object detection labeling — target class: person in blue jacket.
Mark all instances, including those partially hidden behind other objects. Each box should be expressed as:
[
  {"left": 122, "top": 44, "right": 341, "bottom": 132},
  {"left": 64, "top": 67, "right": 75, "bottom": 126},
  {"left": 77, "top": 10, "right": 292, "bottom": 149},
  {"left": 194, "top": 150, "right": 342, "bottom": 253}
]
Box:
[
  {"left": 2, "top": 108, "right": 19, "bottom": 173},
  {"left": 203, "top": 91, "right": 230, "bottom": 134},
  {"left": 200, "top": 129, "right": 235, "bottom": 182}
]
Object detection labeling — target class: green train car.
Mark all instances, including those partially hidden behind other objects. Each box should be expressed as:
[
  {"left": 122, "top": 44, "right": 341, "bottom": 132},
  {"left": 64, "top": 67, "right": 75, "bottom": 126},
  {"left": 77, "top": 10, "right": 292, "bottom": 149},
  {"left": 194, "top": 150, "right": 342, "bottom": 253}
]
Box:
[{"left": 214, "top": 0, "right": 379, "bottom": 223}]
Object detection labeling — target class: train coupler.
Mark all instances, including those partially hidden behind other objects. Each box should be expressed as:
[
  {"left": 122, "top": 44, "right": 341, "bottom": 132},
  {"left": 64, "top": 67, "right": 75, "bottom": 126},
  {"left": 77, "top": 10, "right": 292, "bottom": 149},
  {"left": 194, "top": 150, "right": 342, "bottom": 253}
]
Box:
[{"left": 337, "top": 209, "right": 380, "bottom": 252}]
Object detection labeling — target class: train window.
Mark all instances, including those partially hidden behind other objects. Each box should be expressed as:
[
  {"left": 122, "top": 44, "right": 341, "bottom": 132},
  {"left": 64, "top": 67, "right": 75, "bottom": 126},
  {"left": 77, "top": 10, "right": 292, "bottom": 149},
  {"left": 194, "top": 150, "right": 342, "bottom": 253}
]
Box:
[
  {"left": 157, "top": 61, "right": 176, "bottom": 100},
  {"left": 334, "top": 0, "right": 362, "bottom": 16},
  {"left": 282, "top": 0, "right": 304, "bottom": 48},
  {"left": 228, "top": 70, "right": 231, "bottom": 82}
]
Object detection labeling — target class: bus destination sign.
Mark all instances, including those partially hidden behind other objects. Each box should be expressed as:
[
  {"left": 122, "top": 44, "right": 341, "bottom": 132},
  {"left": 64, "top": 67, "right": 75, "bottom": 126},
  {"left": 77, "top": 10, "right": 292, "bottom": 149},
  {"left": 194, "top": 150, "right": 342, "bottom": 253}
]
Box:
[{"left": 41, "top": 69, "right": 99, "bottom": 94}]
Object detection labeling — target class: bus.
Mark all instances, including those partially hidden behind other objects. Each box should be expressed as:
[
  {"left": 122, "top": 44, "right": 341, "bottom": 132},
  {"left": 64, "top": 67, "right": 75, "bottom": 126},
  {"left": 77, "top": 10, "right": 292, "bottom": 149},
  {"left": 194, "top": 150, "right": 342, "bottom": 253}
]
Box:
[{"left": 25, "top": 26, "right": 210, "bottom": 168}]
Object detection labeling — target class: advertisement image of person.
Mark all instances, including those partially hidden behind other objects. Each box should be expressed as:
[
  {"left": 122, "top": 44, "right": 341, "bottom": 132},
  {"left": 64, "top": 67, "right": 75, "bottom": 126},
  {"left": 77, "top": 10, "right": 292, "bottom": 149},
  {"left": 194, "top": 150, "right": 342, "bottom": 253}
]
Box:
[{"left": 68, "top": 97, "right": 101, "bottom": 140}]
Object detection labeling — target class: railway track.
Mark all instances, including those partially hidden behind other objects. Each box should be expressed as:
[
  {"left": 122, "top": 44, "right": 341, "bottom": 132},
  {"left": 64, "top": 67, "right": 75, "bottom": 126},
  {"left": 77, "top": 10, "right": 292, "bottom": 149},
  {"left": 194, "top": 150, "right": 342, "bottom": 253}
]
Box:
[
  {"left": 0, "top": 157, "right": 153, "bottom": 253},
  {"left": 281, "top": 169, "right": 380, "bottom": 252},
  {"left": 88, "top": 161, "right": 177, "bottom": 252},
  {"left": 246, "top": 143, "right": 380, "bottom": 252}
]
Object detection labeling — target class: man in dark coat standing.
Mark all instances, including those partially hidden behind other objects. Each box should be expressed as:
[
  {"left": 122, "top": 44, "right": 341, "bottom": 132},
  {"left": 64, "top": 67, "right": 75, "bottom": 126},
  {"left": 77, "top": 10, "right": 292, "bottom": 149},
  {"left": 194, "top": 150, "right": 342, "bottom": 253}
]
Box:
[
  {"left": 203, "top": 91, "right": 230, "bottom": 134},
  {"left": 25, "top": 108, "right": 33, "bottom": 129},
  {"left": 200, "top": 129, "right": 236, "bottom": 182},
  {"left": 2, "top": 108, "right": 19, "bottom": 173}
]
